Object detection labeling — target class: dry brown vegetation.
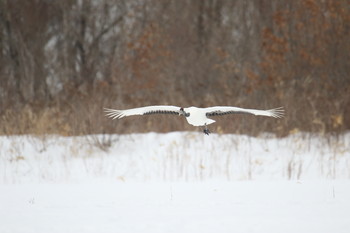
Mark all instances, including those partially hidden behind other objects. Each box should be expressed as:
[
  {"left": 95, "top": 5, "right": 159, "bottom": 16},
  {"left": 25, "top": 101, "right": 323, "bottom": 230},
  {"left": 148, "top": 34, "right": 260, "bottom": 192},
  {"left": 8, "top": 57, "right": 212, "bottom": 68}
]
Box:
[{"left": 0, "top": 0, "right": 349, "bottom": 136}]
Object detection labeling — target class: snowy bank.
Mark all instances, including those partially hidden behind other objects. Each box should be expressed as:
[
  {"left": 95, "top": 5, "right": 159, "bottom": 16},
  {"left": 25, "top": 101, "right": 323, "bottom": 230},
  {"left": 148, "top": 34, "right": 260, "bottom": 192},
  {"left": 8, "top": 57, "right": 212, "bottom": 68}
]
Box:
[
  {"left": 1, "top": 132, "right": 349, "bottom": 183},
  {"left": 1, "top": 133, "right": 350, "bottom": 233}
]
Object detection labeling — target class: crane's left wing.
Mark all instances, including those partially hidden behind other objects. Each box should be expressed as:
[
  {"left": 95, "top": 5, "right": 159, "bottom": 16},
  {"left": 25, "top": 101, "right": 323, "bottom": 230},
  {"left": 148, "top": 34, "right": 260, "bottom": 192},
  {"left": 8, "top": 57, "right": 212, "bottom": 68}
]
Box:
[{"left": 205, "top": 106, "right": 284, "bottom": 118}]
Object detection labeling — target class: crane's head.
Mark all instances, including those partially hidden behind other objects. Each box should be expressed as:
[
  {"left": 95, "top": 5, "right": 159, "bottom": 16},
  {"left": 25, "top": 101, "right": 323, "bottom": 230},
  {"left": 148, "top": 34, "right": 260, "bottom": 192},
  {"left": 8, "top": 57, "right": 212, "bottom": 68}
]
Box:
[{"left": 179, "top": 107, "right": 190, "bottom": 117}]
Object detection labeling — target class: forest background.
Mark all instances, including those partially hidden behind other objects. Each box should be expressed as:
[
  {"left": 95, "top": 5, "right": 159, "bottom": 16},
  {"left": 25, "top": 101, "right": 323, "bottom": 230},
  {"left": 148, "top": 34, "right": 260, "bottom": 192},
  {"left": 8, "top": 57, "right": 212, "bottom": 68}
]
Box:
[{"left": 0, "top": 0, "right": 349, "bottom": 136}]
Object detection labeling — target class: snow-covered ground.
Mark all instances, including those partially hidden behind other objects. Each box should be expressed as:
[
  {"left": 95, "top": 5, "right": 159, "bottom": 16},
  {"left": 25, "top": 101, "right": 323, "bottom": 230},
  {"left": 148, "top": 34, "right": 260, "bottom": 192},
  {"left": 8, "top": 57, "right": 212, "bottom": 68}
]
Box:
[
  {"left": 1, "top": 181, "right": 350, "bottom": 233},
  {"left": 1, "top": 132, "right": 350, "bottom": 233},
  {"left": 1, "top": 132, "right": 350, "bottom": 182}
]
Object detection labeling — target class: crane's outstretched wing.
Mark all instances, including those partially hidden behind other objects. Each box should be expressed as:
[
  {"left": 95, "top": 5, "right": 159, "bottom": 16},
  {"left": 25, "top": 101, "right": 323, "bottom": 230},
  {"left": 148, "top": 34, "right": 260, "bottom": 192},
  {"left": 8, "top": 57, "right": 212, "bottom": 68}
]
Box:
[
  {"left": 205, "top": 106, "right": 284, "bottom": 118},
  {"left": 104, "top": 105, "right": 182, "bottom": 119}
]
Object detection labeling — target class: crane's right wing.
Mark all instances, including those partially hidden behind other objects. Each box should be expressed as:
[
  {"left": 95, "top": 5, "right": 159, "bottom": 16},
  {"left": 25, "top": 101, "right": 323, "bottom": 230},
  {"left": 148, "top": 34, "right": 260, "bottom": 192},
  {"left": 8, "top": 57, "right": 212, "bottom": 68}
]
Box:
[{"left": 104, "top": 105, "right": 182, "bottom": 119}]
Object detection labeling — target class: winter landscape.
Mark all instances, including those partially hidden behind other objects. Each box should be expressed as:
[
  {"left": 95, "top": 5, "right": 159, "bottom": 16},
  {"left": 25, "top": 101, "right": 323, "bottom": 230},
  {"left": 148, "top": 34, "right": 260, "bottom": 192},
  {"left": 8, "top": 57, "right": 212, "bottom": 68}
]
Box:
[
  {"left": 1, "top": 1, "right": 349, "bottom": 233},
  {"left": 1, "top": 132, "right": 350, "bottom": 233}
]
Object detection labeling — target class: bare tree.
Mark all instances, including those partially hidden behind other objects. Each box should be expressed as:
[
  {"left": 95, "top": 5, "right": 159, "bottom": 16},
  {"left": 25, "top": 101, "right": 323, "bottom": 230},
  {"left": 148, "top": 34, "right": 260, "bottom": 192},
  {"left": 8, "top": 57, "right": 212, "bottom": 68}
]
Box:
[{"left": 0, "top": 0, "right": 349, "bottom": 135}]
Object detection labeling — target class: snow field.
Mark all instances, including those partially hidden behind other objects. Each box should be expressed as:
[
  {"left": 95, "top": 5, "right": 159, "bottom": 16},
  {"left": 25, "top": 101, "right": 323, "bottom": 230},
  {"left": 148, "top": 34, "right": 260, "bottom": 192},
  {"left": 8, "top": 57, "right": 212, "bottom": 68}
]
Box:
[
  {"left": 0, "top": 132, "right": 349, "bottom": 183},
  {"left": 1, "top": 132, "right": 350, "bottom": 233},
  {"left": 1, "top": 181, "right": 350, "bottom": 233}
]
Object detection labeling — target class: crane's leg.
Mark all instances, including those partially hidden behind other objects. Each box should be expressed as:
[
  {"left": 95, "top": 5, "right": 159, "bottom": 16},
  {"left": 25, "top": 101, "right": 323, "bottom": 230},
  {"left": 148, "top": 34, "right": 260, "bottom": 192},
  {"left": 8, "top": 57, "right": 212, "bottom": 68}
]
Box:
[{"left": 203, "top": 124, "right": 211, "bottom": 135}]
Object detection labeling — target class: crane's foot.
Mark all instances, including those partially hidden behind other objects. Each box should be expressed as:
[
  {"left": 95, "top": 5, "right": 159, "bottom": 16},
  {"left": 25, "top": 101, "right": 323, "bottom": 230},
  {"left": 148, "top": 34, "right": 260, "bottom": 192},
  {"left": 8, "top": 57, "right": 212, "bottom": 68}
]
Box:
[{"left": 203, "top": 128, "right": 211, "bottom": 135}]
